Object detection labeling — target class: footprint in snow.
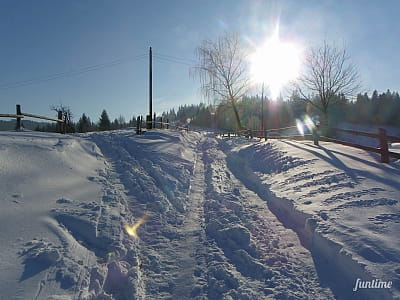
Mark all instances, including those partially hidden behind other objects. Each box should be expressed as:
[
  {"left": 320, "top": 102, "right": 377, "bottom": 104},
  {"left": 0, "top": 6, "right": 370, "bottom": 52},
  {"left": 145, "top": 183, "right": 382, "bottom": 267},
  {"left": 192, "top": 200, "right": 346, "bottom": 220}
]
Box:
[{"left": 56, "top": 198, "right": 73, "bottom": 204}]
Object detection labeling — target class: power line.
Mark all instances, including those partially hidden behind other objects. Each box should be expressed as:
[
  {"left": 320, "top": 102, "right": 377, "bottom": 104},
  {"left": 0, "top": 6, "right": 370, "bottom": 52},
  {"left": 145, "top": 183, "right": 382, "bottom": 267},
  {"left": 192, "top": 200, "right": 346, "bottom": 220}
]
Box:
[
  {"left": 0, "top": 54, "right": 147, "bottom": 90},
  {"left": 153, "top": 52, "right": 197, "bottom": 64},
  {"left": 0, "top": 52, "right": 198, "bottom": 90},
  {"left": 154, "top": 52, "right": 234, "bottom": 70},
  {"left": 153, "top": 55, "right": 193, "bottom": 67}
]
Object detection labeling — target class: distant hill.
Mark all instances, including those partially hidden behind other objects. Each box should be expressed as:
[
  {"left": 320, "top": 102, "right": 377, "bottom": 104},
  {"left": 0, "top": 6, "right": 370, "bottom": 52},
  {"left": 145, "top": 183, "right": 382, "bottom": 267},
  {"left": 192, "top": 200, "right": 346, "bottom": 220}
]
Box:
[{"left": 0, "top": 119, "right": 52, "bottom": 131}]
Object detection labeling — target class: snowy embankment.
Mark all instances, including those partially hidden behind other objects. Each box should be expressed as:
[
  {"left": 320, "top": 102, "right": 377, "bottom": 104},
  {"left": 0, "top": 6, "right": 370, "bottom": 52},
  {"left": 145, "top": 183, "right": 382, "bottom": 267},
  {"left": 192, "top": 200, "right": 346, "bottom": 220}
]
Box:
[
  {"left": 225, "top": 137, "right": 400, "bottom": 300},
  {"left": 0, "top": 129, "right": 399, "bottom": 299},
  {"left": 0, "top": 131, "right": 109, "bottom": 299}
]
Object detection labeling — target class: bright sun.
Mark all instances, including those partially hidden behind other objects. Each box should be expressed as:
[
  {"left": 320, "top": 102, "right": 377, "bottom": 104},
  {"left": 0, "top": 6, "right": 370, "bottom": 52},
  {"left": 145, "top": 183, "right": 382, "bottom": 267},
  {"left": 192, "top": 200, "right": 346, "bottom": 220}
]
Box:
[{"left": 250, "top": 29, "right": 302, "bottom": 99}]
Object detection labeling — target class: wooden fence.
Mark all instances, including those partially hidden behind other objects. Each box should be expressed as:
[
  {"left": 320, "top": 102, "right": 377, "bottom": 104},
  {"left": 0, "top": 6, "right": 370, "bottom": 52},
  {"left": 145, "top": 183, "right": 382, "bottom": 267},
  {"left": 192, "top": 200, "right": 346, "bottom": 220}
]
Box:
[
  {"left": 319, "top": 127, "right": 400, "bottom": 163},
  {"left": 135, "top": 115, "right": 189, "bottom": 135},
  {"left": 135, "top": 118, "right": 400, "bottom": 164},
  {"left": 7, "top": 104, "right": 391, "bottom": 164},
  {"left": 0, "top": 104, "right": 65, "bottom": 133},
  {"left": 220, "top": 125, "right": 400, "bottom": 164}
]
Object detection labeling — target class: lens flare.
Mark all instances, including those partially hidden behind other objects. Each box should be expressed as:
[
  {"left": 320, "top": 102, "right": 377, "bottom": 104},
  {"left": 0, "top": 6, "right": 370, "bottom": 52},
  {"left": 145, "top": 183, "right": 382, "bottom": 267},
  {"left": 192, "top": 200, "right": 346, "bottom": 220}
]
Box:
[
  {"left": 125, "top": 214, "right": 149, "bottom": 238},
  {"left": 296, "top": 119, "right": 304, "bottom": 135},
  {"left": 296, "top": 115, "right": 317, "bottom": 135},
  {"left": 303, "top": 115, "right": 316, "bottom": 131}
]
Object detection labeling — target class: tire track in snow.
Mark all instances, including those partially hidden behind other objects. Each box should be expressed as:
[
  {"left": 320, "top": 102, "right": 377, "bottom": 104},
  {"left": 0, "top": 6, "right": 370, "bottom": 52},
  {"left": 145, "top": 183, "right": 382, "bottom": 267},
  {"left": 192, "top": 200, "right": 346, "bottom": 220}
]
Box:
[
  {"left": 128, "top": 133, "right": 208, "bottom": 299},
  {"left": 201, "top": 136, "right": 335, "bottom": 299},
  {"left": 170, "top": 144, "right": 208, "bottom": 299},
  {"left": 87, "top": 130, "right": 201, "bottom": 299},
  {"left": 80, "top": 132, "right": 148, "bottom": 299}
]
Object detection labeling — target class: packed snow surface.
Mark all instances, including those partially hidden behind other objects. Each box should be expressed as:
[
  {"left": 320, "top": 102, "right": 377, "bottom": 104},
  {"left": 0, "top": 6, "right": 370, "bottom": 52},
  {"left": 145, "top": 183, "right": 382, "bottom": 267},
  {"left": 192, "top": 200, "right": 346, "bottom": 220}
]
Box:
[{"left": 0, "top": 129, "right": 399, "bottom": 299}]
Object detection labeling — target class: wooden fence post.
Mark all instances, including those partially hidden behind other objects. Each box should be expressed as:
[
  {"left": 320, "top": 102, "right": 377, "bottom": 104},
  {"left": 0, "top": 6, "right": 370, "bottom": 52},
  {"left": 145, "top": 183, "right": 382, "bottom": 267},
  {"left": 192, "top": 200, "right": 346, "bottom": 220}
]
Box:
[
  {"left": 160, "top": 117, "right": 163, "bottom": 129},
  {"left": 166, "top": 119, "right": 169, "bottom": 129},
  {"left": 313, "top": 126, "right": 319, "bottom": 146},
  {"left": 63, "top": 112, "right": 67, "bottom": 134},
  {"left": 16, "top": 104, "right": 22, "bottom": 130},
  {"left": 57, "top": 111, "right": 63, "bottom": 133},
  {"left": 145, "top": 115, "right": 151, "bottom": 129},
  {"left": 379, "top": 128, "right": 389, "bottom": 163},
  {"left": 136, "top": 116, "right": 141, "bottom": 134}
]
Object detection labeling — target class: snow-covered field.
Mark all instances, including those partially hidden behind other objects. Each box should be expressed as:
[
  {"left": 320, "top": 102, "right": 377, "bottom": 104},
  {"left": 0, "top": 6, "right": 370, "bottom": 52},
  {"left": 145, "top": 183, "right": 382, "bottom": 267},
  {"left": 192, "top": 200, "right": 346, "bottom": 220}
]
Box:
[{"left": 0, "top": 129, "right": 399, "bottom": 299}]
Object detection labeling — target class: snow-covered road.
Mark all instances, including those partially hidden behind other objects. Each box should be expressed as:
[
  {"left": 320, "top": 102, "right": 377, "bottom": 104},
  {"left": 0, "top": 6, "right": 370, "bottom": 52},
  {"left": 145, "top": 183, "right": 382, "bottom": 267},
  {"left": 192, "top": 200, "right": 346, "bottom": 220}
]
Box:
[{"left": 0, "top": 129, "right": 399, "bottom": 299}]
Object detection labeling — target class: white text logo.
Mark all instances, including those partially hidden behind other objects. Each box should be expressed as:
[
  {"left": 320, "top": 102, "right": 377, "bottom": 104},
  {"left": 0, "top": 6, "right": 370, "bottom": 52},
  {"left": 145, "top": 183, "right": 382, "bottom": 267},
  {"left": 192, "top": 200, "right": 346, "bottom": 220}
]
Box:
[{"left": 353, "top": 278, "right": 392, "bottom": 292}]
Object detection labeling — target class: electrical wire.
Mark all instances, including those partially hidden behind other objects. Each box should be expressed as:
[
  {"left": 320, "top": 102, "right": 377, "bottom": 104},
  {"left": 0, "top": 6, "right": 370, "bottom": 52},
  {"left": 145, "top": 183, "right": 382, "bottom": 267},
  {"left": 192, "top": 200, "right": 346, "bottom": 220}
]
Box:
[
  {"left": 153, "top": 52, "right": 197, "bottom": 64},
  {"left": 0, "top": 54, "right": 147, "bottom": 90},
  {"left": 0, "top": 52, "right": 197, "bottom": 89},
  {"left": 153, "top": 55, "right": 193, "bottom": 66}
]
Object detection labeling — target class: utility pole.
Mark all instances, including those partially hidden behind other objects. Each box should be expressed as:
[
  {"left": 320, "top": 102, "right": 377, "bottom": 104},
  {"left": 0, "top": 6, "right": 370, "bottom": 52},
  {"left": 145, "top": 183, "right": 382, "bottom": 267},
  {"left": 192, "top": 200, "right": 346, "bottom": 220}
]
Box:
[
  {"left": 148, "top": 46, "right": 153, "bottom": 129},
  {"left": 261, "top": 83, "right": 265, "bottom": 137}
]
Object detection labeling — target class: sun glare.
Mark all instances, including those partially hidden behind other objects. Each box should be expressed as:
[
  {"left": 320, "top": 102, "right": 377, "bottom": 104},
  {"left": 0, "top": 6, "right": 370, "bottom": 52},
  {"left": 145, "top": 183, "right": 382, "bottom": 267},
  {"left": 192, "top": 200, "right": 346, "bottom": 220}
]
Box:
[
  {"left": 250, "top": 28, "right": 302, "bottom": 99},
  {"left": 125, "top": 214, "right": 149, "bottom": 238}
]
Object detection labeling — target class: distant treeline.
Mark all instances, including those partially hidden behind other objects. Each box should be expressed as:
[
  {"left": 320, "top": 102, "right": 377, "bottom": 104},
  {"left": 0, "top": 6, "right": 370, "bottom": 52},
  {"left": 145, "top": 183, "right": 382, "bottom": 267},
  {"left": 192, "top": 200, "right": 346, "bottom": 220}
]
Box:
[
  {"left": 2, "top": 89, "right": 397, "bottom": 133},
  {"left": 163, "top": 89, "right": 400, "bottom": 131},
  {"left": 349, "top": 90, "right": 400, "bottom": 126},
  {"left": 71, "top": 110, "right": 138, "bottom": 133},
  {"left": 0, "top": 119, "right": 51, "bottom": 131},
  {"left": 0, "top": 109, "right": 138, "bottom": 133},
  {"left": 161, "top": 98, "right": 307, "bottom": 131}
]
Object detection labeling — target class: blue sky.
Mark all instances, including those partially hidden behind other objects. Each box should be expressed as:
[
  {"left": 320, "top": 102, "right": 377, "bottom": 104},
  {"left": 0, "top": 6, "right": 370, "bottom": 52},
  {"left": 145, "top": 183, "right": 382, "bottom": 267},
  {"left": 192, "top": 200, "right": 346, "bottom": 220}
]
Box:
[{"left": 1, "top": 0, "right": 400, "bottom": 123}]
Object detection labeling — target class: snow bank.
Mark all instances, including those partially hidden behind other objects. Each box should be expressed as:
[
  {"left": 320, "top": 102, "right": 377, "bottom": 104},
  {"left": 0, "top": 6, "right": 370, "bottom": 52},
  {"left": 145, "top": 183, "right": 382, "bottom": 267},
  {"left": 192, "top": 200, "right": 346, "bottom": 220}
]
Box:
[
  {"left": 224, "top": 137, "right": 400, "bottom": 299},
  {"left": 0, "top": 131, "right": 106, "bottom": 299}
]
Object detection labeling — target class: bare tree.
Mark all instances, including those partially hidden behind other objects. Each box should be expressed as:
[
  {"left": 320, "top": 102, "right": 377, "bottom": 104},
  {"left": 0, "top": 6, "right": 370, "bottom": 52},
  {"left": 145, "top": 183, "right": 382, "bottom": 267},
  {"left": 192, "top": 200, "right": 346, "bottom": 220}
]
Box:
[
  {"left": 51, "top": 104, "right": 73, "bottom": 133},
  {"left": 295, "top": 41, "right": 361, "bottom": 124},
  {"left": 192, "top": 32, "right": 250, "bottom": 129}
]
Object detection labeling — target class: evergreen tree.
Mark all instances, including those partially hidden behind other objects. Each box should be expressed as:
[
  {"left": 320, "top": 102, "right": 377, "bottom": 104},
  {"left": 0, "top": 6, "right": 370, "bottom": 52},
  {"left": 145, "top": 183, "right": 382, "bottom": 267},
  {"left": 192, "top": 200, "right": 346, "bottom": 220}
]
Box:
[
  {"left": 111, "top": 118, "right": 119, "bottom": 130},
  {"left": 77, "top": 113, "right": 90, "bottom": 133},
  {"left": 99, "top": 110, "right": 111, "bottom": 131},
  {"left": 128, "top": 115, "right": 137, "bottom": 127},
  {"left": 371, "top": 90, "right": 379, "bottom": 103}
]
